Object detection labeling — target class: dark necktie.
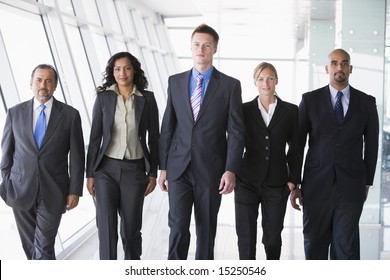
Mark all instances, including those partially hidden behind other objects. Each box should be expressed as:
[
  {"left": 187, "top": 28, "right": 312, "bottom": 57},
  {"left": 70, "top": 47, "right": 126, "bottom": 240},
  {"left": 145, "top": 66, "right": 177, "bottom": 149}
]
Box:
[
  {"left": 34, "top": 104, "right": 46, "bottom": 149},
  {"left": 190, "top": 74, "right": 203, "bottom": 121},
  {"left": 335, "top": 91, "right": 344, "bottom": 124}
]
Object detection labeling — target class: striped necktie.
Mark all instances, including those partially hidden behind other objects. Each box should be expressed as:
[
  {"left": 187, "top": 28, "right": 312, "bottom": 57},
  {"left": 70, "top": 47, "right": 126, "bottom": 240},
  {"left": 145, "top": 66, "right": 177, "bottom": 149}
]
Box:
[{"left": 191, "top": 74, "right": 203, "bottom": 121}]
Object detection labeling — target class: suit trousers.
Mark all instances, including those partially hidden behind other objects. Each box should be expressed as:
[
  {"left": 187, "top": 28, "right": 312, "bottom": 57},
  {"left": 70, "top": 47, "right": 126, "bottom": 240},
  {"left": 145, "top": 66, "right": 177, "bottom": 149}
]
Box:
[
  {"left": 94, "top": 156, "right": 147, "bottom": 260},
  {"left": 235, "top": 181, "right": 290, "bottom": 260},
  {"left": 167, "top": 163, "right": 222, "bottom": 260},
  {"left": 303, "top": 183, "right": 364, "bottom": 260},
  {"left": 12, "top": 186, "right": 62, "bottom": 260}
]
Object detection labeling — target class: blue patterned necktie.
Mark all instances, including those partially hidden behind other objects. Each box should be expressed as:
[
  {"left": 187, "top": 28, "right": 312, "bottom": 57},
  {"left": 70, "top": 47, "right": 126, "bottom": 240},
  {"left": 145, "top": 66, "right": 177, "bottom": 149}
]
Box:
[
  {"left": 34, "top": 104, "right": 46, "bottom": 149},
  {"left": 335, "top": 91, "right": 344, "bottom": 124},
  {"left": 190, "top": 74, "right": 203, "bottom": 121}
]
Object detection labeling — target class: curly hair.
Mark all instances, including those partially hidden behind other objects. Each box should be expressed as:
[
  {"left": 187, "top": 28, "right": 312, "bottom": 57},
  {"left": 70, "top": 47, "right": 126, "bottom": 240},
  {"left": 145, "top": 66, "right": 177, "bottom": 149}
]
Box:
[{"left": 97, "top": 52, "right": 148, "bottom": 93}]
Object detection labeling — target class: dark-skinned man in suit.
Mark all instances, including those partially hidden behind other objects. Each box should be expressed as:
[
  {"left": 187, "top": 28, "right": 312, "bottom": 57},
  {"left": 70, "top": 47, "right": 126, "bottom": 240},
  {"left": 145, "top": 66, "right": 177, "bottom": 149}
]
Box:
[{"left": 291, "top": 49, "right": 379, "bottom": 259}]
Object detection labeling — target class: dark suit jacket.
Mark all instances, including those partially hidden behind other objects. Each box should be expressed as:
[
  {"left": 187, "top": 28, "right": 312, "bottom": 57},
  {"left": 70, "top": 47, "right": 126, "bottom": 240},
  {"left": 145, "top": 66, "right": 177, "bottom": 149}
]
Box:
[
  {"left": 0, "top": 98, "right": 85, "bottom": 215},
  {"left": 86, "top": 89, "right": 159, "bottom": 178},
  {"left": 159, "top": 68, "right": 245, "bottom": 186},
  {"left": 299, "top": 85, "right": 379, "bottom": 202},
  {"left": 238, "top": 96, "right": 301, "bottom": 189}
]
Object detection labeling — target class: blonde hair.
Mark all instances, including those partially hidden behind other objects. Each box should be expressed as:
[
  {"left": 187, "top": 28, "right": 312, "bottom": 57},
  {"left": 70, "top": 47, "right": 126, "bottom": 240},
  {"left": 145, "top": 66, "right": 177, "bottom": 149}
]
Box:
[{"left": 253, "top": 62, "right": 278, "bottom": 81}]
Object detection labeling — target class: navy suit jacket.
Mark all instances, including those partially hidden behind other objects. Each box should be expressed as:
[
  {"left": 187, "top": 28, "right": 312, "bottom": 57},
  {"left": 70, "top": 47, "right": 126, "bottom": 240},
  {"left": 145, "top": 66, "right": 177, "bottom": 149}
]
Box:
[
  {"left": 299, "top": 85, "right": 379, "bottom": 202},
  {"left": 238, "top": 96, "right": 301, "bottom": 189},
  {"left": 159, "top": 68, "right": 245, "bottom": 186},
  {"left": 0, "top": 98, "right": 85, "bottom": 214},
  {"left": 86, "top": 89, "right": 159, "bottom": 178}
]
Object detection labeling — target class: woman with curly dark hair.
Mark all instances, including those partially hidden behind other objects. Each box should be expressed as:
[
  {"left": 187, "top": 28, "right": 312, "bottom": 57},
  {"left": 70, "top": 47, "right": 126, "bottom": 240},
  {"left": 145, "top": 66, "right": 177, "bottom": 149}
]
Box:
[{"left": 86, "top": 52, "right": 159, "bottom": 259}]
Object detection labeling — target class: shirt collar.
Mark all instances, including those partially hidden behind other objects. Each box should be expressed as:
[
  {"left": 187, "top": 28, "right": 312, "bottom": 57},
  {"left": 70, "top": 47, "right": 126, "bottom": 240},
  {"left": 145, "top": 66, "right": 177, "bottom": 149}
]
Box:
[
  {"left": 329, "top": 84, "right": 350, "bottom": 100},
  {"left": 192, "top": 66, "right": 214, "bottom": 81},
  {"left": 108, "top": 84, "right": 142, "bottom": 97},
  {"left": 257, "top": 95, "right": 278, "bottom": 111},
  {"left": 34, "top": 97, "right": 53, "bottom": 111}
]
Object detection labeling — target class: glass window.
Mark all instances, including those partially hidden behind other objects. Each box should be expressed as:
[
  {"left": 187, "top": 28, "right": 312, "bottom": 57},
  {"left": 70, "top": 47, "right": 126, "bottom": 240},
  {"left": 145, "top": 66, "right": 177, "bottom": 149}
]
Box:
[
  {"left": 130, "top": 9, "right": 150, "bottom": 45},
  {"left": 76, "top": 0, "right": 102, "bottom": 26},
  {"left": 90, "top": 31, "right": 111, "bottom": 72},
  {"left": 0, "top": 5, "right": 56, "bottom": 102},
  {"left": 98, "top": 0, "right": 122, "bottom": 33},
  {"left": 144, "top": 18, "right": 160, "bottom": 48},
  {"left": 142, "top": 49, "right": 166, "bottom": 114},
  {"left": 56, "top": 0, "right": 75, "bottom": 15},
  {"left": 64, "top": 24, "right": 96, "bottom": 118}
]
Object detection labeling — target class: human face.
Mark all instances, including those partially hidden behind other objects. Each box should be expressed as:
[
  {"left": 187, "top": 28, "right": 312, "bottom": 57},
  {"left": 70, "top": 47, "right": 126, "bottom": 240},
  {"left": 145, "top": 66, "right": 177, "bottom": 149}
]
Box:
[
  {"left": 255, "top": 67, "right": 278, "bottom": 98},
  {"left": 30, "top": 68, "right": 57, "bottom": 103},
  {"left": 113, "top": 57, "right": 134, "bottom": 88},
  {"left": 191, "top": 32, "right": 217, "bottom": 70},
  {"left": 325, "top": 49, "right": 353, "bottom": 89}
]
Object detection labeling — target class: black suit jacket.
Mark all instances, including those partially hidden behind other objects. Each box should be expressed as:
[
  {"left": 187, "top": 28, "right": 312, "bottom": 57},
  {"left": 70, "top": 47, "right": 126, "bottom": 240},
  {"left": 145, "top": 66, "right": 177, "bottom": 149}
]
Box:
[
  {"left": 86, "top": 89, "right": 159, "bottom": 178},
  {"left": 0, "top": 98, "right": 85, "bottom": 214},
  {"left": 159, "top": 68, "right": 245, "bottom": 185},
  {"left": 299, "top": 85, "right": 379, "bottom": 202},
  {"left": 238, "top": 96, "right": 301, "bottom": 189}
]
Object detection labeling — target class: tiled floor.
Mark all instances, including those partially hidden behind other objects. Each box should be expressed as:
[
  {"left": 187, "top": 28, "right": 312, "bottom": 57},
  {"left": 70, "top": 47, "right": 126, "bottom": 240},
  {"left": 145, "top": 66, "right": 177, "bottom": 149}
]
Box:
[
  {"left": 63, "top": 193, "right": 305, "bottom": 260},
  {"left": 1, "top": 189, "right": 388, "bottom": 260}
]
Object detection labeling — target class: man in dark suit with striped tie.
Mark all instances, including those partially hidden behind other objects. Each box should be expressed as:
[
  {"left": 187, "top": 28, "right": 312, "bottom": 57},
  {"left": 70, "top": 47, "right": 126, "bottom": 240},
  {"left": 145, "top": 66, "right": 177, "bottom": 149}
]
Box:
[
  {"left": 291, "top": 49, "right": 379, "bottom": 259},
  {"left": 158, "top": 24, "right": 245, "bottom": 260}
]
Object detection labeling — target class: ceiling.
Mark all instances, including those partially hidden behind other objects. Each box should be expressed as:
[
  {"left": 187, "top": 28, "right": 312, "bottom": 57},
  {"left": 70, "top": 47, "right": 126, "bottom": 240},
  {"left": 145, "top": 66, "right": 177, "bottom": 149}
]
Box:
[{"left": 140, "top": 0, "right": 339, "bottom": 58}]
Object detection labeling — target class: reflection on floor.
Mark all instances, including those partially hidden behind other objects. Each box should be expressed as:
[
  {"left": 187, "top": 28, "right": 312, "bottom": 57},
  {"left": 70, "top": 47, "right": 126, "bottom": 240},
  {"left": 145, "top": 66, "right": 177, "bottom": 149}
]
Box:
[
  {"left": 1, "top": 188, "right": 389, "bottom": 260},
  {"left": 63, "top": 191, "right": 390, "bottom": 260}
]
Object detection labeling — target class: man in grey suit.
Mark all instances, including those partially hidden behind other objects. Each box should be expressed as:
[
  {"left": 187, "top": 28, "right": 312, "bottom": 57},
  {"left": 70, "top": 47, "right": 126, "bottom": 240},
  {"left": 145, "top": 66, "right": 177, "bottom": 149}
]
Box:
[
  {"left": 0, "top": 64, "right": 85, "bottom": 259},
  {"left": 158, "top": 24, "right": 245, "bottom": 260},
  {"left": 291, "top": 49, "right": 379, "bottom": 259}
]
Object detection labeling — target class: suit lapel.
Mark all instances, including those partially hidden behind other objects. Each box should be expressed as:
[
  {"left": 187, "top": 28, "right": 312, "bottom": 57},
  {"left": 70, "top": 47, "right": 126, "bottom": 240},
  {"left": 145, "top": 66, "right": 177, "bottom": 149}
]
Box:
[
  {"left": 41, "top": 98, "right": 63, "bottom": 148},
  {"left": 321, "top": 86, "right": 339, "bottom": 124},
  {"left": 177, "top": 71, "right": 194, "bottom": 121},
  {"left": 23, "top": 99, "right": 36, "bottom": 148},
  {"left": 248, "top": 98, "right": 267, "bottom": 129},
  {"left": 268, "top": 96, "right": 287, "bottom": 130},
  {"left": 134, "top": 94, "right": 145, "bottom": 131},
  {"left": 344, "top": 86, "right": 356, "bottom": 123},
  {"left": 105, "top": 91, "right": 118, "bottom": 138}
]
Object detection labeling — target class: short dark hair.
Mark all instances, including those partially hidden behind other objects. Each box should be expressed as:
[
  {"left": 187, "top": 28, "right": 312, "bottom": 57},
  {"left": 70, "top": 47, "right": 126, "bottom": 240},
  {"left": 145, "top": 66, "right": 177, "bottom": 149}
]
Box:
[
  {"left": 31, "top": 64, "right": 58, "bottom": 84},
  {"left": 191, "top": 24, "right": 219, "bottom": 46},
  {"left": 97, "top": 51, "right": 148, "bottom": 93}
]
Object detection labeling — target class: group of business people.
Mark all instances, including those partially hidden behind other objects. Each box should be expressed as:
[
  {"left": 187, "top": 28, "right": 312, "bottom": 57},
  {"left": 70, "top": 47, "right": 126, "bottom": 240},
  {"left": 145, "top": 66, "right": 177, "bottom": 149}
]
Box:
[{"left": 0, "top": 23, "right": 379, "bottom": 260}]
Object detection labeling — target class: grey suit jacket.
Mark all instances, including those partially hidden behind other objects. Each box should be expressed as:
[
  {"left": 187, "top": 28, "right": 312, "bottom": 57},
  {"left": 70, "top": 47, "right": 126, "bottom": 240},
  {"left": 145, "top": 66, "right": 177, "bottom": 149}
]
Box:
[
  {"left": 159, "top": 68, "right": 245, "bottom": 186},
  {"left": 0, "top": 98, "right": 85, "bottom": 214},
  {"left": 299, "top": 85, "right": 379, "bottom": 202},
  {"left": 86, "top": 89, "right": 159, "bottom": 178}
]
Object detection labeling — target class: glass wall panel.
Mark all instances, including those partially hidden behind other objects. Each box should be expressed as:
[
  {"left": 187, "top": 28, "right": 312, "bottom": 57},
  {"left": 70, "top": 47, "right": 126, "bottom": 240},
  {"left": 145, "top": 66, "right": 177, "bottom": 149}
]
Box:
[
  {"left": 130, "top": 9, "right": 150, "bottom": 44},
  {"left": 76, "top": 0, "right": 101, "bottom": 26},
  {"left": 98, "top": 0, "right": 123, "bottom": 33},
  {"left": 0, "top": 5, "right": 58, "bottom": 102},
  {"left": 64, "top": 24, "right": 97, "bottom": 117}
]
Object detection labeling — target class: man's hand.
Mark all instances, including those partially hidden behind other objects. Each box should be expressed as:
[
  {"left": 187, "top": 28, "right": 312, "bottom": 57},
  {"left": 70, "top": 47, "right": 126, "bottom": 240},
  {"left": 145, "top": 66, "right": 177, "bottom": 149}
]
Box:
[
  {"left": 144, "top": 177, "right": 157, "bottom": 197},
  {"left": 86, "top": 177, "right": 95, "bottom": 196},
  {"left": 219, "top": 171, "right": 236, "bottom": 195},
  {"left": 290, "top": 187, "right": 303, "bottom": 211},
  {"left": 158, "top": 170, "right": 168, "bottom": 192},
  {"left": 66, "top": 194, "right": 79, "bottom": 211}
]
